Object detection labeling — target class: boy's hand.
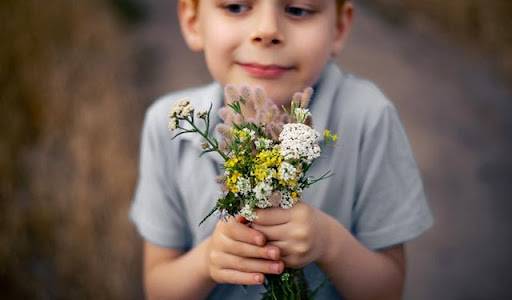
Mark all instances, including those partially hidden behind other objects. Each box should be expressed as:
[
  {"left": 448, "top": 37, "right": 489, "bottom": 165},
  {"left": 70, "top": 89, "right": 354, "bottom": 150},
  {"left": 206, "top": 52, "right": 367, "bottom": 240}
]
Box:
[
  {"left": 206, "top": 216, "right": 284, "bottom": 285},
  {"left": 251, "top": 202, "right": 332, "bottom": 269}
]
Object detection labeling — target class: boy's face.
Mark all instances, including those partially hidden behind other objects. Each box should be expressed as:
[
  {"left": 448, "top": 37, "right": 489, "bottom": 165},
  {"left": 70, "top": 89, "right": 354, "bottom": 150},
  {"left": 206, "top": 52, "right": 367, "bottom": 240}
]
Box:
[{"left": 179, "top": 0, "right": 352, "bottom": 106}]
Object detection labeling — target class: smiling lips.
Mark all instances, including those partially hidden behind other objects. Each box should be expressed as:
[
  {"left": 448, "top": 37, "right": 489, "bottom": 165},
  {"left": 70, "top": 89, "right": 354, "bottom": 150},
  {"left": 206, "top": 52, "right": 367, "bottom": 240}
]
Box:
[{"left": 238, "top": 62, "right": 294, "bottom": 79}]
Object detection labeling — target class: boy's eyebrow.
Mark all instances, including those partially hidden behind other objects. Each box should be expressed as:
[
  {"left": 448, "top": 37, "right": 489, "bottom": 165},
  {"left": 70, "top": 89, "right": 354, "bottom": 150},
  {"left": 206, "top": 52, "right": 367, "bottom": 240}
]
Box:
[{"left": 279, "top": 0, "right": 329, "bottom": 8}]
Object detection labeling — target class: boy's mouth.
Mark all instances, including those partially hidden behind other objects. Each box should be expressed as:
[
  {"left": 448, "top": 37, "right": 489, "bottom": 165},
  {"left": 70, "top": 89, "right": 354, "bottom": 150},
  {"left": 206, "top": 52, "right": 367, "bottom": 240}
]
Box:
[{"left": 237, "top": 62, "right": 295, "bottom": 79}]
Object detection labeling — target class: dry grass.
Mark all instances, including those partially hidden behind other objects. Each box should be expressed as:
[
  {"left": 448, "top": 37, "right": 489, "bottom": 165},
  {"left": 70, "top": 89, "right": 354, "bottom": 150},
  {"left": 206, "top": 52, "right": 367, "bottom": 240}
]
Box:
[{"left": 1, "top": 0, "right": 143, "bottom": 298}]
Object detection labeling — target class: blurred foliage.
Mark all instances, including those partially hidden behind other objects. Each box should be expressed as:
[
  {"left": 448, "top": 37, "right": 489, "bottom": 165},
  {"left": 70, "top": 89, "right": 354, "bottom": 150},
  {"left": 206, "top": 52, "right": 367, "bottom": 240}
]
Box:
[
  {"left": 0, "top": 0, "right": 144, "bottom": 298},
  {"left": 109, "top": 0, "right": 148, "bottom": 25},
  {"left": 361, "top": 0, "right": 512, "bottom": 81}
]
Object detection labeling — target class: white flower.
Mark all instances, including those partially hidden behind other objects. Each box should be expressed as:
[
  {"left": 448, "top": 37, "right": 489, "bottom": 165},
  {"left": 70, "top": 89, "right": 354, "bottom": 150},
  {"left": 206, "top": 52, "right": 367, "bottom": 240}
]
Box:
[
  {"left": 170, "top": 98, "right": 194, "bottom": 119},
  {"left": 236, "top": 177, "right": 251, "bottom": 195},
  {"left": 253, "top": 180, "right": 272, "bottom": 202},
  {"left": 279, "top": 123, "right": 321, "bottom": 163},
  {"left": 256, "top": 198, "right": 272, "bottom": 209},
  {"left": 254, "top": 137, "right": 273, "bottom": 150},
  {"left": 168, "top": 98, "right": 195, "bottom": 132},
  {"left": 279, "top": 190, "right": 294, "bottom": 209},
  {"left": 279, "top": 162, "right": 297, "bottom": 181},
  {"left": 240, "top": 204, "right": 257, "bottom": 222},
  {"left": 168, "top": 117, "right": 178, "bottom": 131}
]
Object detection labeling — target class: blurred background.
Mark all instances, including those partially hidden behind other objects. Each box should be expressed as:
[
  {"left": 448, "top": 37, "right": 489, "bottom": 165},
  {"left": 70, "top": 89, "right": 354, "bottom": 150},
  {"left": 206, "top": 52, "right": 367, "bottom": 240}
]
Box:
[{"left": 1, "top": 0, "right": 511, "bottom": 299}]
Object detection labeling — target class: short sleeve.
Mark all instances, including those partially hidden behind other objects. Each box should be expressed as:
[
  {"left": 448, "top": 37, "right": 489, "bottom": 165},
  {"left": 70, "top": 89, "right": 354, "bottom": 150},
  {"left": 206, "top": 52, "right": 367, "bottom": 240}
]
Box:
[
  {"left": 352, "top": 102, "right": 434, "bottom": 250},
  {"left": 129, "top": 104, "right": 191, "bottom": 250}
]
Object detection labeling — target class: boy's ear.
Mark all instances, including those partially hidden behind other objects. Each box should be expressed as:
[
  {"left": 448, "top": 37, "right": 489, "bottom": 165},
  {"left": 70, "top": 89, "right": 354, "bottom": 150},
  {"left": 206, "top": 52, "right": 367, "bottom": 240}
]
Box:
[
  {"left": 178, "top": 0, "right": 204, "bottom": 52},
  {"left": 332, "top": 2, "right": 354, "bottom": 57}
]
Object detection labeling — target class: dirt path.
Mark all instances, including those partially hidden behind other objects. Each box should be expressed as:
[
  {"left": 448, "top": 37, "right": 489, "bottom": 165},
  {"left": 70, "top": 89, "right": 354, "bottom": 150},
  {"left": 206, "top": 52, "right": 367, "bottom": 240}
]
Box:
[{"left": 135, "top": 2, "right": 512, "bottom": 299}]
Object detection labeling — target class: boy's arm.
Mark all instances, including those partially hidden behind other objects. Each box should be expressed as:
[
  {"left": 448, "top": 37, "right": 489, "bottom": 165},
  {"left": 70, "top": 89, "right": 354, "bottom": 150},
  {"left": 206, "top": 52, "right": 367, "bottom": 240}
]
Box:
[
  {"left": 144, "top": 239, "right": 216, "bottom": 300},
  {"left": 318, "top": 214, "right": 406, "bottom": 300}
]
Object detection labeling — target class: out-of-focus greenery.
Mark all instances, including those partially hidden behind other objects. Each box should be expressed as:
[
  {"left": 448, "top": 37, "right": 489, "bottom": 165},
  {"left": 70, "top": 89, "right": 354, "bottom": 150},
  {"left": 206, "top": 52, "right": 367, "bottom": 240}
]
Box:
[
  {"left": 362, "top": 0, "right": 512, "bottom": 80},
  {"left": 0, "top": 0, "right": 144, "bottom": 298}
]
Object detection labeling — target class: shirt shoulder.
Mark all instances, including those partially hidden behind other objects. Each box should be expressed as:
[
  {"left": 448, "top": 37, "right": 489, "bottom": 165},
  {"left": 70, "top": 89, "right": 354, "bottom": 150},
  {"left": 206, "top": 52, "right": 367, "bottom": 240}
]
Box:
[{"left": 337, "top": 72, "right": 398, "bottom": 129}]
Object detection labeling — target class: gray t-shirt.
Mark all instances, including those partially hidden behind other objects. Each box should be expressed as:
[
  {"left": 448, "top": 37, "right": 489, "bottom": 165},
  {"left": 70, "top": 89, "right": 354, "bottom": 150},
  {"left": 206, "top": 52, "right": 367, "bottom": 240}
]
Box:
[{"left": 129, "top": 61, "right": 434, "bottom": 299}]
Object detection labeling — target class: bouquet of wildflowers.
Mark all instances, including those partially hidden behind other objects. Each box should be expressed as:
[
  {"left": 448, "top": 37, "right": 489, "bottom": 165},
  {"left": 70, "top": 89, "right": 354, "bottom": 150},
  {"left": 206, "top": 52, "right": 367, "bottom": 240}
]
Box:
[{"left": 168, "top": 85, "right": 337, "bottom": 299}]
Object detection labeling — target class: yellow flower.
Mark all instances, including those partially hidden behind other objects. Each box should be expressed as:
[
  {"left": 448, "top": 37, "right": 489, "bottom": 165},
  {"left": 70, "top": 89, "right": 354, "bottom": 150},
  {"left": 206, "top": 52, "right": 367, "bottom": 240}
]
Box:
[
  {"left": 323, "top": 129, "right": 338, "bottom": 143},
  {"left": 226, "top": 171, "right": 241, "bottom": 193},
  {"left": 252, "top": 165, "right": 268, "bottom": 182},
  {"left": 238, "top": 129, "right": 248, "bottom": 140},
  {"left": 252, "top": 148, "right": 283, "bottom": 182},
  {"left": 225, "top": 156, "right": 239, "bottom": 169}
]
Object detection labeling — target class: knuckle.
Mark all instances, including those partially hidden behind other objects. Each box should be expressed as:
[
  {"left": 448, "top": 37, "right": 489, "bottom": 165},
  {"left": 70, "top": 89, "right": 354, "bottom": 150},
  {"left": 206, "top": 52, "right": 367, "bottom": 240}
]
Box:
[
  {"left": 297, "top": 205, "right": 312, "bottom": 220},
  {"left": 210, "top": 269, "right": 222, "bottom": 283},
  {"left": 240, "top": 243, "right": 255, "bottom": 257},
  {"left": 294, "top": 243, "right": 309, "bottom": 256},
  {"left": 260, "top": 246, "right": 269, "bottom": 259},
  {"left": 234, "top": 256, "right": 246, "bottom": 270},
  {"left": 221, "top": 235, "right": 235, "bottom": 249},
  {"left": 293, "top": 228, "right": 307, "bottom": 241},
  {"left": 209, "top": 250, "right": 221, "bottom": 264}
]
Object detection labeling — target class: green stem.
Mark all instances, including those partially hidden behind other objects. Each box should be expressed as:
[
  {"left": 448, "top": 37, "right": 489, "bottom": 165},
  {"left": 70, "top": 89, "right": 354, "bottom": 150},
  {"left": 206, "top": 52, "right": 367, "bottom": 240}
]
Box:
[{"left": 184, "top": 118, "right": 228, "bottom": 161}]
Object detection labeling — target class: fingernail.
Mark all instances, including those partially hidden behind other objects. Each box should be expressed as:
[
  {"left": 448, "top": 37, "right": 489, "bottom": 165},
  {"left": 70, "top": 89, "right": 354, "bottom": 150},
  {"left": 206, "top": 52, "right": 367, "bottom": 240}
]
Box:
[
  {"left": 254, "top": 236, "right": 263, "bottom": 245},
  {"left": 254, "top": 274, "right": 262, "bottom": 283}
]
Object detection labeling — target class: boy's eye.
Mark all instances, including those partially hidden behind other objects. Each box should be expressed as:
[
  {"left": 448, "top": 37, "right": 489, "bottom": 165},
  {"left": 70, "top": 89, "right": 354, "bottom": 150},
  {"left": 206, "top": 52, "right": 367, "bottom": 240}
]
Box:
[
  {"left": 285, "top": 6, "right": 313, "bottom": 17},
  {"left": 223, "top": 3, "right": 250, "bottom": 14}
]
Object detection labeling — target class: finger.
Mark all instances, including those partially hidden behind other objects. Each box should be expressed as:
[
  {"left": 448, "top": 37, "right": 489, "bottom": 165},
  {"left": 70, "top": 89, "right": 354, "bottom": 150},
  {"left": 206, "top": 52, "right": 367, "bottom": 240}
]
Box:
[
  {"left": 281, "top": 255, "right": 306, "bottom": 269},
  {"left": 225, "top": 219, "right": 266, "bottom": 246},
  {"left": 268, "top": 241, "right": 291, "bottom": 256},
  {"left": 213, "top": 269, "right": 264, "bottom": 285},
  {"left": 219, "top": 252, "right": 284, "bottom": 275},
  {"left": 251, "top": 224, "right": 288, "bottom": 241},
  {"left": 222, "top": 236, "right": 281, "bottom": 260},
  {"left": 252, "top": 208, "right": 290, "bottom": 226}
]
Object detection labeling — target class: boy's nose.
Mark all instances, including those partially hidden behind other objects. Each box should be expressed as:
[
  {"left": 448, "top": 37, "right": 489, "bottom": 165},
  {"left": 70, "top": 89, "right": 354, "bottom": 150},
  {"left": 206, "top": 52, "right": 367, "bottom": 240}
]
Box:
[{"left": 250, "top": 7, "right": 284, "bottom": 47}]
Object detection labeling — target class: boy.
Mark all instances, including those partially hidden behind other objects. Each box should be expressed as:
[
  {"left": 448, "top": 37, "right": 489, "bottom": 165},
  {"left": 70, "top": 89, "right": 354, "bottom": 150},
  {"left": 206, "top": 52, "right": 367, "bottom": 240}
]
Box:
[{"left": 129, "top": 0, "right": 434, "bottom": 299}]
